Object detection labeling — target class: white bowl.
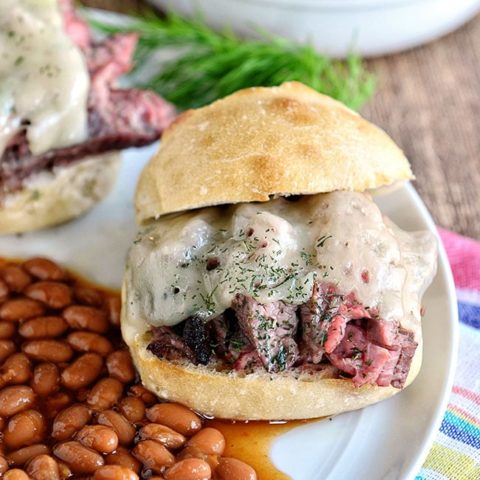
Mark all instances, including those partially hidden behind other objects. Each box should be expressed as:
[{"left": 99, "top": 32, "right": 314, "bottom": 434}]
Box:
[{"left": 150, "top": 0, "right": 480, "bottom": 57}]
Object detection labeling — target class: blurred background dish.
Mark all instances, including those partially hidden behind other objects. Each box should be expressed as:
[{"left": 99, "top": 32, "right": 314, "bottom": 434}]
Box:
[{"left": 150, "top": 0, "right": 480, "bottom": 57}]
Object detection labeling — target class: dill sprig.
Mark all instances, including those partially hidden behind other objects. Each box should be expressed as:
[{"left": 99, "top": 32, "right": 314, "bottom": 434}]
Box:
[{"left": 92, "top": 12, "right": 375, "bottom": 111}]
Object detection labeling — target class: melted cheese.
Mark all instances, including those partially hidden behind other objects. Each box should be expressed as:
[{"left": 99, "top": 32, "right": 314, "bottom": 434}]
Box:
[
  {"left": 0, "top": 0, "right": 89, "bottom": 157},
  {"left": 126, "top": 192, "right": 437, "bottom": 339}
]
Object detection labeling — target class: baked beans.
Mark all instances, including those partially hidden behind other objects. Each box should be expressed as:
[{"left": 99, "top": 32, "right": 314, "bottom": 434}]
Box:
[
  {"left": 24, "top": 282, "right": 72, "bottom": 310},
  {"left": 146, "top": 403, "right": 202, "bottom": 437},
  {"left": 25, "top": 454, "right": 60, "bottom": 480},
  {"left": 19, "top": 316, "right": 68, "bottom": 339},
  {"left": 1, "top": 353, "right": 31, "bottom": 386},
  {"left": 31, "top": 363, "right": 59, "bottom": 397},
  {"left": 0, "top": 258, "right": 257, "bottom": 479},
  {"left": 165, "top": 458, "right": 212, "bottom": 480},
  {"left": 3, "top": 410, "right": 46, "bottom": 450}
]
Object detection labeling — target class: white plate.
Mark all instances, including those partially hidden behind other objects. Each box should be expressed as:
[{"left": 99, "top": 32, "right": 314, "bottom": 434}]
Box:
[{"left": 0, "top": 145, "right": 458, "bottom": 480}]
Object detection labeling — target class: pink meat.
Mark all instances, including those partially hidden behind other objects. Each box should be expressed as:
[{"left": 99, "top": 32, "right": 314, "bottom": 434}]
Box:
[
  {"left": 300, "top": 283, "right": 370, "bottom": 362},
  {"left": 232, "top": 294, "right": 299, "bottom": 373}
]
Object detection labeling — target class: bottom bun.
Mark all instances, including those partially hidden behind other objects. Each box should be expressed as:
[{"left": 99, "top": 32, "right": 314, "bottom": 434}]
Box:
[
  {"left": 0, "top": 153, "right": 120, "bottom": 234},
  {"left": 122, "top": 296, "right": 422, "bottom": 420}
]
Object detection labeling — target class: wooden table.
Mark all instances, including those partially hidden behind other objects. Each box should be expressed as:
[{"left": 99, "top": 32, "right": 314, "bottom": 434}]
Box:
[{"left": 82, "top": 0, "right": 480, "bottom": 239}]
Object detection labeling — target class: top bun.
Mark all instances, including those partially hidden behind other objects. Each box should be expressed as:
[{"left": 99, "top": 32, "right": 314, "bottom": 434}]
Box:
[{"left": 136, "top": 82, "right": 412, "bottom": 223}]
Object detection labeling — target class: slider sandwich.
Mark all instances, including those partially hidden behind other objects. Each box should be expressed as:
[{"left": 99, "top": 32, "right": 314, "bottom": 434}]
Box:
[
  {"left": 0, "top": 0, "right": 174, "bottom": 233},
  {"left": 122, "top": 82, "right": 437, "bottom": 420}
]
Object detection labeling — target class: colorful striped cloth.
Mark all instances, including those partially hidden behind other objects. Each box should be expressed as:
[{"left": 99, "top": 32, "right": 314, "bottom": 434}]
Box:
[{"left": 417, "top": 229, "right": 480, "bottom": 480}]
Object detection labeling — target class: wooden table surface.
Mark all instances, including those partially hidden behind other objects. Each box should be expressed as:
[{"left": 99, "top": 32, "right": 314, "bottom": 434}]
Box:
[{"left": 82, "top": 0, "right": 480, "bottom": 239}]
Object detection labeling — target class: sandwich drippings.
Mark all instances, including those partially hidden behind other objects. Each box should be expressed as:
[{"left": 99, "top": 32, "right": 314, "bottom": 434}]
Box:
[{"left": 125, "top": 192, "right": 437, "bottom": 388}]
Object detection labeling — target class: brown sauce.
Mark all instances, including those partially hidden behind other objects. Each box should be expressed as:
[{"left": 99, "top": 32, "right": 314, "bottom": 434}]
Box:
[{"left": 208, "top": 419, "right": 321, "bottom": 480}]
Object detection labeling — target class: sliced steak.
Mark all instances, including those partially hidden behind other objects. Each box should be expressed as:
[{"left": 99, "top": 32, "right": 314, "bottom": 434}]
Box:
[
  {"left": 299, "top": 282, "right": 370, "bottom": 363},
  {"left": 211, "top": 311, "right": 252, "bottom": 363},
  {"left": 391, "top": 329, "right": 417, "bottom": 388},
  {"left": 327, "top": 324, "right": 391, "bottom": 387},
  {"left": 232, "top": 294, "right": 299, "bottom": 373},
  {"left": 328, "top": 323, "right": 418, "bottom": 388},
  {"left": 182, "top": 316, "right": 212, "bottom": 366},
  {"left": 366, "top": 317, "right": 399, "bottom": 348},
  {"left": 1, "top": 0, "right": 175, "bottom": 195},
  {"left": 147, "top": 326, "right": 195, "bottom": 363}
]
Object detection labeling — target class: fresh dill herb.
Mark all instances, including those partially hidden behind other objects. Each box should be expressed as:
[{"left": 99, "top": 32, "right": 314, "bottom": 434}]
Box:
[
  {"left": 316, "top": 234, "right": 333, "bottom": 248},
  {"left": 91, "top": 12, "right": 375, "bottom": 111},
  {"left": 351, "top": 348, "right": 362, "bottom": 361}
]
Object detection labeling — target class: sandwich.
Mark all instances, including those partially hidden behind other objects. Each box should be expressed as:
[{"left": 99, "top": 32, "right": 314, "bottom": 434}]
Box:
[
  {"left": 122, "top": 82, "right": 437, "bottom": 420},
  {"left": 0, "top": 0, "right": 174, "bottom": 234}
]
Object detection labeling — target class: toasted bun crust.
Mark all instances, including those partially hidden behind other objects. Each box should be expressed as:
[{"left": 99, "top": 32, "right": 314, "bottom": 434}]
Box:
[
  {"left": 136, "top": 82, "right": 412, "bottom": 223},
  {"left": 0, "top": 153, "right": 120, "bottom": 234},
  {"left": 122, "top": 285, "right": 422, "bottom": 420}
]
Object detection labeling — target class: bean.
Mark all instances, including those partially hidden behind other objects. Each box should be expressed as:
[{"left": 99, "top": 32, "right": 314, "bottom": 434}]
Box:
[
  {"left": 118, "top": 397, "right": 145, "bottom": 423},
  {"left": 0, "top": 385, "right": 34, "bottom": 416},
  {"left": 19, "top": 316, "right": 68, "bottom": 339},
  {"left": 146, "top": 404, "right": 202, "bottom": 437},
  {"left": 165, "top": 459, "right": 211, "bottom": 480},
  {"left": 31, "top": 363, "right": 59, "bottom": 396},
  {"left": 1, "top": 265, "right": 31, "bottom": 292},
  {"left": 7, "top": 444, "right": 50, "bottom": 466},
  {"left": 215, "top": 458, "right": 257, "bottom": 480},
  {"left": 67, "top": 331, "right": 113, "bottom": 356},
  {"left": 4, "top": 409, "right": 46, "bottom": 449},
  {"left": 105, "top": 446, "right": 141, "bottom": 473},
  {"left": 63, "top": 306, "right": 108, "bottom": 333},
  {"left": 106, "top": 350, "right": 135, "bottom": 383},
  {"left": 61, "top": 353, "right": 103, "bottom": 390},
  {"left": 176, "top": 447, "right": 219, "bottom": 472},
  {"left": 132, "top": 440, "right": 175, "bottom": 473},
  {"left": 0, "top": 455, "right": 7, "bottom": 474},
  {"left": 57, "top": 462, "right": 72, "bottom": 480},
  {"left": 52, "top": 404, "right": 91, "bottom": 441},
  {"left": 105, "top": 296, "right": 121, "bottom": 327},
  {"left": 129, "top": 385, "right": 157, "bottom": 406},
  {"left": 22, "top": 340, "right": 73, "bottom": 363},
  {"left": 94, "top": 465, "right": 139, "bottom": 480},
  {"left": 0, "top": 299, "right": 45, "bottom": 322},
  {"left": 138, "top": 423, "right": 185, "bottom": 450},
  {"left": 74, "top": 285, "right": 104, "bottom": 307},
  {"left": 186, "top": 428, "right": 225, "bottom": 456},
  {"left": 76, "top": 425, "right": 118, "bottom": 454},
  {"left": 25, "top": 282, "right": 72, "bottom": 309},
  {"left": 23, "top": 258, "right": 66, "bottom": 281},
  {"left": 87, "top": 377, "right": 123, "bottom": 411},
  {"left": 43, "top": 392, "right": 72, "bottom": 419},
  {"left": 4, "top": 468, "right": 30, "bottom": 479},
  {"left": 53, "top": 441, "right": 104, "bottom": 475},
  {"left": 0, "top": 279, "right": 9, "bottom": 302},
  {"left": 97, "top": 410, "right": 136, "bottom": 446},
  {"left": 0, "top": 321, "right": 16, "bottom": 339},
  {"left": 0, "top": 353, "right": 31, "bottom": 386},
  {"left": 0, "top": 340, "right": 17, "bottom": 363},
  {"left": 26, "top": 454, "right": 60, "bottom": 480}
]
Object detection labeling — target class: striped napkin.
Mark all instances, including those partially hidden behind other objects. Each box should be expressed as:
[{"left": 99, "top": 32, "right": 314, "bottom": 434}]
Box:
[{"left": 417, "top": 229, "right": 480, "bottom": 480}]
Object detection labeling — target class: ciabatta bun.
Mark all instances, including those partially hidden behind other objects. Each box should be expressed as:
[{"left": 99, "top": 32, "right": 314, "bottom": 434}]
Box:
[
  {"left": 136, "top": 81, "right": 412, "bottom": 223},
  {"left": 0, "top": 153, "right": 120, "bottom": 234}
]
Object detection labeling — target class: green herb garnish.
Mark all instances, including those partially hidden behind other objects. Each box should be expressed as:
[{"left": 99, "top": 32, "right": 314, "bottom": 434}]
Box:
[{"left": 92, "top": 12, "right": 375, "bottom": 111}]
